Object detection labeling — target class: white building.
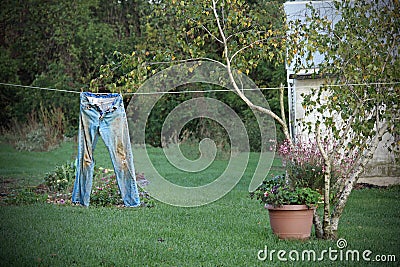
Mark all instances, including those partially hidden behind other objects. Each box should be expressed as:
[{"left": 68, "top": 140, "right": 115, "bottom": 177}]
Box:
[{"left": 284, "top": 1, "right": 400, "bottom": 185}]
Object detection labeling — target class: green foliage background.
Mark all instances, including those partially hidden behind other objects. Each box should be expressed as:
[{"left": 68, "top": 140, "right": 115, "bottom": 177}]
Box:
[{"left": 0, "top": 0, "right": 287, "bottom": 149}]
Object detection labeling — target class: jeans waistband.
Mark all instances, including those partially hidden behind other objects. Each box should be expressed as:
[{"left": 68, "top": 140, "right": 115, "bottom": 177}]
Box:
[{"left": 80, "top": 92, "right": 124, "bottom": 113}]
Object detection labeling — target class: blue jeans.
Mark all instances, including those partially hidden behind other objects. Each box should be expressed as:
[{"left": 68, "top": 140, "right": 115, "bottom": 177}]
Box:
[{"left": 72, "top": 92, "right": 141, "bottom": 207}]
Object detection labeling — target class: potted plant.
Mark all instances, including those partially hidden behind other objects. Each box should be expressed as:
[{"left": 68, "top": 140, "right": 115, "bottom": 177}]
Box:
[
  {"left": 251, "top": 175, "right": 321, "bottom": 240},
  {"left": 252, "top": 137, "right": 336, "bottom": 239}
]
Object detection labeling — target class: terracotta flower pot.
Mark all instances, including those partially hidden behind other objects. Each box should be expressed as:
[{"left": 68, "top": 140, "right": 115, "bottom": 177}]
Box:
[{"left": 265, "top": 204, "right": 315, "bottom": 240}]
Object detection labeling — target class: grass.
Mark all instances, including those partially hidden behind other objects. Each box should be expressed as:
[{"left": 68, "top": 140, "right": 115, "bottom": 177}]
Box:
[
  {"left": 0, "top": 139, "right": 112, "bottom": 186},
  {"left": 0, "top": 139, "right": 399, "bottom": 266}
]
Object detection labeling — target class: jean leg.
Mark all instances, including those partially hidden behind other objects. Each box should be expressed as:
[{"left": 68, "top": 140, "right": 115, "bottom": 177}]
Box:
[
  {"left": 100, "top": 109, "right": 141, "bottom": 207},
  {"left": 72, "top": 110, "right": 99, "bottom": 206}
]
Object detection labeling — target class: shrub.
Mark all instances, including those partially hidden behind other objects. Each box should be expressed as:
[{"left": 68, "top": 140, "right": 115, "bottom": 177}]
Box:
[
  {"left": 3, "top": 188, "right": 47, "bottom": 205},
  {"left": 91, "top": 174, "right": 122, "bottom": 206},
  {"left": 15, "top": 126, "right": 47, "bottom": 151},
  {"left": 2, "top": 106, "right": 66, "bottom": 152},
  {"left": 43, "top": 165, "right": 154, "bottom": 207},
  {"left": 90, "top": 168, "right": 154, "bottom": 207},
  {"left": 44, "top": 161, "right": 75, "bottom": 192}
]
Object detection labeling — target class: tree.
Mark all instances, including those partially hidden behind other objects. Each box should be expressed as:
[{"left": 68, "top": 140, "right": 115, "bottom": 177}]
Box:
[
  {"left": 288, "top": 0, "right": 399, "bottom": 239},
  {"left": 92, "top": 0, "right": 288, "bottom": 149}
]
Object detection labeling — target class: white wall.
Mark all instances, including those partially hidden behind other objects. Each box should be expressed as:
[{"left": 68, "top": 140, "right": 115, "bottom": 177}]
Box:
[{"left": 290, "top": 77, "right": 400, "bottom": 186}]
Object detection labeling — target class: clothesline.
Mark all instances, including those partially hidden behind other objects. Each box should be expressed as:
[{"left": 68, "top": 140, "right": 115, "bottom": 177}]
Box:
[
  {"left": 0, "top": 82, "right": 81, "bottom": 94},
  {"left": 0, "top": 81, "right": 399, "bottom": 95},
  {"left": 0, "top": 82, "right": 284, "bottom": 94}
]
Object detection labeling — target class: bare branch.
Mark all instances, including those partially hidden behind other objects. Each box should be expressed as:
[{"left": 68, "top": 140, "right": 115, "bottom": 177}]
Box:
[
  {"left": 212, "top": 0, "right": 227, "bottom": 45},
  {"left": 380, "top": 36, "right": 398, "bottom": 76},
  {"left": 229, "top": 37, "right": 269, "bottom": 63},
  {"left": 200, "top": 24, "right": 224, "bottom": 44},
  {"left": 279, "top": 84, "right": 287, "bottom": 127},
  {"left": 187, "top": 18, "right": 224, "bottom": 44},
  {"left": 331, "top": 105, "right": 359, "bottom": 158},
  {"left": 146, "top": 57, "right": 227, "bottom": 67}
]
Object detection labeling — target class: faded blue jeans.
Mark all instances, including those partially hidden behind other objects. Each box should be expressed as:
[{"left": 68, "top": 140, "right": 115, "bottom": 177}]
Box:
[{"left": 72, "top": 92, "right": 141, "bottom": 207}]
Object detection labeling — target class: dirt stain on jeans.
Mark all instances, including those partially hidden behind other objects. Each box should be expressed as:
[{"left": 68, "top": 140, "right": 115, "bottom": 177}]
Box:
[
  {"left": 117, "top": 142, "right": 127, "bottom": 168},
  {"left": 83, "top": 152, "right": 92, "bottom": 166}
]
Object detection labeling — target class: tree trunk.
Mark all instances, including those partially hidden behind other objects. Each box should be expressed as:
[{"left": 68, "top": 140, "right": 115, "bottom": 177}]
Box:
[
  {"left": 313, "top": 209, "right": 323, "bottom": 239},
  {"left": 329, "top": 122, "right": 388, "bottom": 238},
  {"left": 316, "top": 123, "right": 336, "bottom": 239}
]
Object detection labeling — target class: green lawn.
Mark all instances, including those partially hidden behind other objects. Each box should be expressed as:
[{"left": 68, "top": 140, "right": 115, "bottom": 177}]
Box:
[
  {"left": 0, "top": 140, "right": 399, "bottom": 266},
  {"left": 0, "top": 140, "right": 112, "bottom": 186}
]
